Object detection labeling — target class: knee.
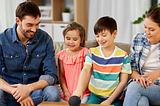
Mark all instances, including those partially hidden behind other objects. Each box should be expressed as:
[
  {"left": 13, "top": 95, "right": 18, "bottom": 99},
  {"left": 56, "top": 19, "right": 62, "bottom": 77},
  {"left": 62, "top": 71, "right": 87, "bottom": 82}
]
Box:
[
  {"left": 127, "top": 81, "right": 141, "bottom": 91},
  {"left": 43, "top": 86, "right": 60, "bottom": 102},
  {"left": 138, "top": 96, "right": 149, "bottom": 106}
]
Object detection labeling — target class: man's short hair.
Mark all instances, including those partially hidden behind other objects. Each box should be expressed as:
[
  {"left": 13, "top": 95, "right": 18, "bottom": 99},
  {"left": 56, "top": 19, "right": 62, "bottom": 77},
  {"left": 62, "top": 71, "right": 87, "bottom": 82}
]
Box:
[{"left": 16, "top": 1, "right": 41, "bottom": 21}]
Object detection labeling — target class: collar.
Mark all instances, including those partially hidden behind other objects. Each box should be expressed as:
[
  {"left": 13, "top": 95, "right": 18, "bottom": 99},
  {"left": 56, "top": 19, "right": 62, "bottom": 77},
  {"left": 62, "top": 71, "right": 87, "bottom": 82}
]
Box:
[{"left": 143, "top": 33, "right": 150, "bottom": 46}]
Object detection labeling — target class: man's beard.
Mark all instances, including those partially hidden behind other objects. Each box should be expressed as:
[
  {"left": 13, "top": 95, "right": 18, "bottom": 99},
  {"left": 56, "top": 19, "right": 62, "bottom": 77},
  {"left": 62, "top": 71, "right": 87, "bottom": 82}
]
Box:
[{"left": 20, "top": 28, "right": 34, "bottom": 39}]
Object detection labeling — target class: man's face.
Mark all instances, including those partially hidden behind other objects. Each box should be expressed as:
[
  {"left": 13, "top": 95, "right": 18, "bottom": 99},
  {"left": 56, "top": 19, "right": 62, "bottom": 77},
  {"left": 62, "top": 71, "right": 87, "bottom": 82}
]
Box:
[{"left": 16, "top": 15, "right": 40, "bottom": 39}]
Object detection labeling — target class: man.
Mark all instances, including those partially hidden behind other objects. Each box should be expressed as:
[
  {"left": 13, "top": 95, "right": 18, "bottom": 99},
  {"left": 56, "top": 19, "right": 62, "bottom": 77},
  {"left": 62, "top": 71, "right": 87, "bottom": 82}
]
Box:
[{"left": 0, "top": 1, "right": 60, "bottom": 106}]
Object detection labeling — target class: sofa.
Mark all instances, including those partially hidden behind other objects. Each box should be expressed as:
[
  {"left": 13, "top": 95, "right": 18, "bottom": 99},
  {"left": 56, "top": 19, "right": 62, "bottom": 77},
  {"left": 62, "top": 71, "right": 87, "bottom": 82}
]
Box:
[{"left": 53, "top": 39, "right": 131, "bottom": 92}]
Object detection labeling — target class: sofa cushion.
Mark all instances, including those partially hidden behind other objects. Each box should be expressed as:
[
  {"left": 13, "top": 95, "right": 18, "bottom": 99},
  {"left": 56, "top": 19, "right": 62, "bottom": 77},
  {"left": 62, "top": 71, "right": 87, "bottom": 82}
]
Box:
[{"left": 115, "top": 42, "right": 131, "bottom": 55}]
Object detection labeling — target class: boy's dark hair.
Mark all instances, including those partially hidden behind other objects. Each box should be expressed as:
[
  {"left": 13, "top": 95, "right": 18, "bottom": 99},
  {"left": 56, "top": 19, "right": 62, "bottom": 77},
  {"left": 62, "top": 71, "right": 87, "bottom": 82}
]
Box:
[
  {"left": 94, "top": 16, "right": 117, "bottom": 35},
  {"left": 63, "top": 22, "right": 85, "bottom": 47},
  {"left": 16, "top": 1, "right": 41, "bottom": 21},
  {"left": 146, "top": 7, "right": 160, "bottom": 27}
]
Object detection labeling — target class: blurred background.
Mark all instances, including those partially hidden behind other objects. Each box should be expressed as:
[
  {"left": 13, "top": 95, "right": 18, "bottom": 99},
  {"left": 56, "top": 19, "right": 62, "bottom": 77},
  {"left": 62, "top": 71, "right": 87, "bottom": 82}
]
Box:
[{"left": 0, "top": 0, "right": 158, "bottom": 44}]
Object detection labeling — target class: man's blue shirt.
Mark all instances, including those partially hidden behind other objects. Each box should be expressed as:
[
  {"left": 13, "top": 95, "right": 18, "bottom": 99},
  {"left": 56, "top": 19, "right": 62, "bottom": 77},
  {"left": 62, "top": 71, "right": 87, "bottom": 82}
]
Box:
[{"left": 0, "top": 23, "right": 58, "bottom": 85}]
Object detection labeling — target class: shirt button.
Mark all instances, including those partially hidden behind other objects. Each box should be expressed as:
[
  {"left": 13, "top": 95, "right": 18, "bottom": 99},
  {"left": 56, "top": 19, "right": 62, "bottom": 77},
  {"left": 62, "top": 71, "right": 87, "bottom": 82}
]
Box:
[
  {"left": 24, "top": 66, "right": 26, "bottom": 68},
  {"left": 37, "top": 55, "right": 39, "bottom": 57},
  {"left": 24, "top": 73, "right": 26, "bottom": 75},
  {"left": 11, "top": 56, "right": 12, "bottom": 58},
  {"left": 24, "top": 55, "right": 25, "bottom": 56}
]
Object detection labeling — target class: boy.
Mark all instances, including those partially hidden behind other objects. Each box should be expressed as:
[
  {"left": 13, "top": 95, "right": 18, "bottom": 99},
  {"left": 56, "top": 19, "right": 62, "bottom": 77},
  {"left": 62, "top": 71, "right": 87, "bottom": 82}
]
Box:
[{"left": 73, "top": 16, "right": 131, "bottom": 106}]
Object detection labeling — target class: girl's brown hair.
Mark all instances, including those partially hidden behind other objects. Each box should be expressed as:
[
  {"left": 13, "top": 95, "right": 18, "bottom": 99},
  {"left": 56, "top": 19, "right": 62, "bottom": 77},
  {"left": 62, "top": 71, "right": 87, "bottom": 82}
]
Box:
[{"left": 63, "top": 22, "right": 85, "bottom": 47}]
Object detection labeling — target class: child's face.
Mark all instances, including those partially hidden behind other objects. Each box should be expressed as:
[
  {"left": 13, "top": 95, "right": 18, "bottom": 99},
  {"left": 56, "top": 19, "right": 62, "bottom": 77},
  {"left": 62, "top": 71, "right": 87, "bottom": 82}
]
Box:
[
  {"left": 64, "top": 30, "right": 82, "bottom": 51},
  {"left": 96, "top": 29, "right": 117, "bottom": 48}
]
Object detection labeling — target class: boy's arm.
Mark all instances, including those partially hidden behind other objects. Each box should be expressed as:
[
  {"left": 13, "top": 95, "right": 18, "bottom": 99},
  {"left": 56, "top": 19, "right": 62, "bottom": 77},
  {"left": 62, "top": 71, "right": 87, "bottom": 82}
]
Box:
[
  {"left": 101, "top": 73, "right": 128, "bottom": 105},
  {"left": 72, "top": 64, "right": 91, "bottom": 99},
  {"left": 82, "top": 68, "right": 92, "bottom": 94},
  {"left": 58, "top": 59, "right": 71, "bottom": 97}
]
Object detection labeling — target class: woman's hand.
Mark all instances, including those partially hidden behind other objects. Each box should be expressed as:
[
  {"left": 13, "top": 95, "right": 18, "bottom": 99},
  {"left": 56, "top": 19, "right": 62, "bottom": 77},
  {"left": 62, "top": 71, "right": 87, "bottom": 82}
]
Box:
[
  {"left": 142, "top": 70, "right": 160, "bottom": 86},
  {"left": 133, "top": 75, "right": 148, "bottom": 88}
]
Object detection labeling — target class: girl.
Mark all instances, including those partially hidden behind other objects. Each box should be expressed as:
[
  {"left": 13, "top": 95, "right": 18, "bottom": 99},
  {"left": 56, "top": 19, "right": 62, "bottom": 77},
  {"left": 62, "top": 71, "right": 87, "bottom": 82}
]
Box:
[{"left": 57, "top": 22, "right": 91, "bottom": 103}]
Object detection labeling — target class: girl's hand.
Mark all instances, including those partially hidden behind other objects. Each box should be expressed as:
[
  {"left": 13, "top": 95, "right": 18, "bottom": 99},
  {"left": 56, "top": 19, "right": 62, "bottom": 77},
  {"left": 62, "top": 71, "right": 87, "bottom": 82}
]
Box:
[
  {"left": 142, "top": 70, "right": 160, "bottom": 86},
  {"left": 133, "top": 75, "right": 147, "bottom": 88},
  {"left": 64, "top": 91, "right": 71, "bottom": 98}
]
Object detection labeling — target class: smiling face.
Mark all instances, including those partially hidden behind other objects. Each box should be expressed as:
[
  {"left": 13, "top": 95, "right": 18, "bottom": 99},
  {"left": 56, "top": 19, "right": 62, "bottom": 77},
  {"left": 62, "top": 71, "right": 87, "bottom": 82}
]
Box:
[
  {"left": 64, "top": 30, "right": 83, "bottom": 51},
  {"left": 144, "top": 18, "right": 160, "bottom": 45},
  {"left": 96, "top": 29, "right": 117, "bottom": 49},
  {"left": 16, "top": 15, "right": 40, "bottom": 40}
]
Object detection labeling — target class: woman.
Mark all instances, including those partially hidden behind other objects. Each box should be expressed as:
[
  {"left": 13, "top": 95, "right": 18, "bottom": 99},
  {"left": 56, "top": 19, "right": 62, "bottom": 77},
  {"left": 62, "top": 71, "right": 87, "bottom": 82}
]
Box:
[{"left": 123, "top": 7, "right": 160, "bottom": 106}]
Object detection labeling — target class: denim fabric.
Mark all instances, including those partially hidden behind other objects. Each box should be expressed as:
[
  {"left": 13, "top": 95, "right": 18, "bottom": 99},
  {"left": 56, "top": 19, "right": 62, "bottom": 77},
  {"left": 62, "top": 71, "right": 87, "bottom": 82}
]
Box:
[
  {"left": 0, "top": 86, "right": 60, "bottom": 106},
  {"left": 0, "top": 23, "right": 58, "bottom": 85},
  {"left": 123, "top": 82, "right": 160, "bottom": 106}
]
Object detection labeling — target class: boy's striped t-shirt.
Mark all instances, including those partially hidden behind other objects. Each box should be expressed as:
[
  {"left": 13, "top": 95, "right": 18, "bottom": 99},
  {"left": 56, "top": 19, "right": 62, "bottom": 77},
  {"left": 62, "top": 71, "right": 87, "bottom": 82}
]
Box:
[{"left": 85, "top": 46, "right": 131, "bottom": 97}]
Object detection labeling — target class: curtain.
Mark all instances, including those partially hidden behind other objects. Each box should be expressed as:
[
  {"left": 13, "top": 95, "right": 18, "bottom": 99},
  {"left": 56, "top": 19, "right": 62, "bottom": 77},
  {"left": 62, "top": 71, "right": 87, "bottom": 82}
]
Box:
[
  {"left": 0, "top": 0, "right": 25, "bottom": 32},
  {"left": 87, "top": 0, "right": 151, "bottom": 44}
]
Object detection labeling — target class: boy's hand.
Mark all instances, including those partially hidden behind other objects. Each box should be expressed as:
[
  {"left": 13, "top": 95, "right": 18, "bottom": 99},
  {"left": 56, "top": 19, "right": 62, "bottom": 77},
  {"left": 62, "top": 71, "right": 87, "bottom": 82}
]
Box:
[
  {"left": 72, "top": 89, "right": 83, "bottom": 100},
  {"left": 100, "top": 99, "right": 111, "bottom": 105}
]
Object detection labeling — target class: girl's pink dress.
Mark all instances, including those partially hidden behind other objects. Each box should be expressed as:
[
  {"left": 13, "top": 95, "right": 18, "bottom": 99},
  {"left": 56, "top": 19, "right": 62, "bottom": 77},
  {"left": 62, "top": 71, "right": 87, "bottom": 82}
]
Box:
[{"left": 57, "top": 47, "right": 91, "bottom": 101}]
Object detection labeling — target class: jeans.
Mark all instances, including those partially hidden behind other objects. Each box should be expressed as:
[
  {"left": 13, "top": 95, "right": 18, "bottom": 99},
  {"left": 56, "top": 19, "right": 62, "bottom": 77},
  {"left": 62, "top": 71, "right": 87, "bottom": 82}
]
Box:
[
  {"left": 123, "top": 81, "right": 160, "bottom": 106},
  {"left": 0, "top": 86, "right": 60, "bottom": 106},
  {"left": 60, "top": 96, "right": 89, "bottom": 103}
]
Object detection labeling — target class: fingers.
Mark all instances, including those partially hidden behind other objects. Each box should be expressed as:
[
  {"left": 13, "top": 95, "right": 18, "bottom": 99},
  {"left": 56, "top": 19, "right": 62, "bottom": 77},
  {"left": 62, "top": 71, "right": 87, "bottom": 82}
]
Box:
[
  {"left": 17, "top": 96, "right": 23, "bottom": 102},
  {"left": 11, "top": 84, "right": 19, "bottom": 87},
  {"left": 64, "top": 92, "right": 71, "bottom": 98},
  {"left": 20, "top": 96, "right": 34, "bottom": 106},
  {"left": 133, "top": 76, "right": 147, "bottom": 87},
  {"left": 20, "top": 101, "right": 34, "bottom": 106},
  {"left": 139, "top": 78, "right": 147, "bottom": 88}
]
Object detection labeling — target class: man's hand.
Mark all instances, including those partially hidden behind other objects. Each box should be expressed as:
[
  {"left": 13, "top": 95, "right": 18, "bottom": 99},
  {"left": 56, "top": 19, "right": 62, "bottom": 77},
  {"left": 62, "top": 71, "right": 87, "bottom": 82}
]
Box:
[
  {"left": 20, "top": 96, "right": 34, "bottom": 106},
  {"left": 11, "top": 84, "right": 32, "bottom": 102}
]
